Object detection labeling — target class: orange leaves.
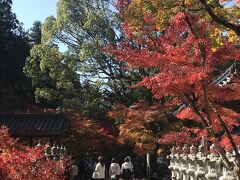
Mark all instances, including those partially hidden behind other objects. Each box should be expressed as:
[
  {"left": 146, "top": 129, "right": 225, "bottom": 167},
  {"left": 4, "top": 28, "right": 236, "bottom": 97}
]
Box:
[
  {"left": 235, "top": 0, "right": 240, "bottom": 5},
  {"left": 106, "top": 6, "right": 240, "bottom": 155},
  {"left": 176, "top": 107, "right": 200, "bottom": 122},
  {"left": 159, "top": 131, "right": 196, "bottom": 145},
  {"left": 211, "top": 106, "right": 240, "bottom": 131},
  {"left": 208, "top": 79, "right": 240, "bottom": 102},
  {"left": 220, "top": 134, "right": 240, "bottom": 152},
  {"left": 68, "top": 114, "right": 119, "bottom": 155},
  {"left": 108, "top": 101, "right": 167, "bottom": 124},
  {"left": 211, "top": 43, "right": 240, "bottom": 64},
  {"left": 108, "top": 101, "right": 168, "bottom": 154},
  {"left": 105, "top": 13, "right": 228, "bottom": 100}
]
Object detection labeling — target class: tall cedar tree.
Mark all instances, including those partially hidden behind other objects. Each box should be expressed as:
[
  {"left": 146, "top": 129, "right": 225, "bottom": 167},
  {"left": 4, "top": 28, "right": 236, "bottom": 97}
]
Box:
[
  {"left": 105, "top": 12, "right": 240, "bottom": 174},
  {"left": 0, "top": 0, "right": 33, "bottom": 108}
]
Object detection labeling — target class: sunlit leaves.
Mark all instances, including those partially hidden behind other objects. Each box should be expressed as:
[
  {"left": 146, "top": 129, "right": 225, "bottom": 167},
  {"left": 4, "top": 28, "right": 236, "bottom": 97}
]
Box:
[
  {"left": 24, "top": 44, "right": 77, "bottom": 106},
  {"left": 0, "top": 127, "right": 68, "bottom": 179},
  {"left": 107, "top": 101, "right": 170, "bottom": 154},
  {"left": 116, "top": 0, "right": 240, "bottom": 47},
  {"left": 159, "top": 131, "right": 196, "bottom": 145},
  {"left": 106, "top": 11, "right": 240, "bottom": 153},
  {"left": 106, "top": 12, "right": 240, "bottom": 101}
]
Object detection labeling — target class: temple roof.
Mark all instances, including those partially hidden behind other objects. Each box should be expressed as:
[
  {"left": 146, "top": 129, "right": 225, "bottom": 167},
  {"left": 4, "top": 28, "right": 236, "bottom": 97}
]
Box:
[{"left": 0, "top": 113, "right": 71, "bottom": 137}]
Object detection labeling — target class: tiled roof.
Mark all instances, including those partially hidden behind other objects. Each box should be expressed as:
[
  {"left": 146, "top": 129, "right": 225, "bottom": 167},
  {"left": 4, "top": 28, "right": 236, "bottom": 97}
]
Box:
[{"left": 0, "top": 113, "right": 71, "bottom": 137}]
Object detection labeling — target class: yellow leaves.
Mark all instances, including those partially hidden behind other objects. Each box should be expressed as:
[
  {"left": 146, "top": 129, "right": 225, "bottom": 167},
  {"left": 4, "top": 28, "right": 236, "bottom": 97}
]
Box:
[
  {"left": 227, "top": 30, "right": 239, "bottom": 42},
  {"left": 208, "top": 26, "right": 225, "bottom": 50},
  {"left": 155, "top": 10, "right": 174, "bottom": 30},
  {"left": 208, "top": 27, "right": 240, "bottom": 51},
  {"left": 122, "top": 0, "right": 200, "bottom": 31},
  {"left": 236, "top": 0, "right": 240, "bottom": 4},
  {"left": 120, "top": 127, "right": 156, "bottom": 154},
  {"left": 121, "top": 0, "right": 240, "bottom": 53},
  {"left": 124, "top": 0, "right": 177, "bottom": 30},
  {"left": 114, "top": 103, "right": 160, "bottom": 154}
]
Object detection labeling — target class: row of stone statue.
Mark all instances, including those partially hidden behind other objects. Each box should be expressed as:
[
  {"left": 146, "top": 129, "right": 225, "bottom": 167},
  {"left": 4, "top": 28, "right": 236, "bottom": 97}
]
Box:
[
  {"left": 36, "top": 142, "right": 68, "bottom": 160},
  {"left": 167, "top": 139, "right": 239, "bottom": 180}
]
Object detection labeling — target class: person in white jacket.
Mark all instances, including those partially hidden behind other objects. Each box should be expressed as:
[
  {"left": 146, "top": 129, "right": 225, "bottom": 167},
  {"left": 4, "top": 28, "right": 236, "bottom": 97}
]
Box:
[
  {"left": 92, "top": 156, "right": 105, "bottom": 180},
  {"left": 109, "top": 158, "right": 121, "bottom": 179},
  {"left": 121, "top": 157, "right": 133, "bottom": 180}
]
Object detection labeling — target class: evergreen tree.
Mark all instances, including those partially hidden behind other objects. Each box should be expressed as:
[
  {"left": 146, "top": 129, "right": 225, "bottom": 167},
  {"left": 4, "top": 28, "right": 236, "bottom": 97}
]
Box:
[
  {"left": 0, "top": 0, "right": 33, "bottom": 111},
  {"left": 29, "top": 21, "right": 42, "bottom": 44}
]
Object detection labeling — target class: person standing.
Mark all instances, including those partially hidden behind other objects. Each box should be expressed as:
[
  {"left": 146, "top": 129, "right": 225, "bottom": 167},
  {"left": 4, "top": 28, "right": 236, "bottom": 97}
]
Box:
[
  {"left": 70, "top": 160, "right": 78, "bottom": 180},
  {"left": 92, "top": 156, "right": 105, "bottom": 180},
  {"left": 121, "top": 157, "right": 133, "bottom": 180},
  {"left": 109, "top": 158, "right": 121, "bottom": 179}
]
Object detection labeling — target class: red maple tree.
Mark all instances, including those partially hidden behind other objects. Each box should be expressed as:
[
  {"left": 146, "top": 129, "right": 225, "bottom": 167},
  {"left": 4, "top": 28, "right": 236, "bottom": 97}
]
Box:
[
  {"left": 105, "top": 12, "right": 240, "bottom": 172},
  {"left": 66, "top": 113, "right": 120, "bottom": 157},
  {"left": 107, "top": 101, "right": 173, "bottom": 154},
  {"left": 0, "top": 127, "right": 68, "bottom": 180}
]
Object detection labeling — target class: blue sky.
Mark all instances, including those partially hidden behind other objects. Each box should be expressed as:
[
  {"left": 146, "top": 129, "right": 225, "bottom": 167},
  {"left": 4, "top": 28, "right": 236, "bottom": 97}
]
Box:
[{"left": 12, "top": 0, "right": 57, "bottom": 30}]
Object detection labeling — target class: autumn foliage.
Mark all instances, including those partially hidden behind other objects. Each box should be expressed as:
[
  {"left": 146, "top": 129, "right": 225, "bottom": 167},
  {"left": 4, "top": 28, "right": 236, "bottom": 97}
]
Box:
[
  {"left": 0, "top": 127, "right": 67, "bottom": 180},
  {"left": 67, "top": 114, "right": 119, "bottom": 156},
  {"left": 116, "top": 0, "right": 240, "bottom": 47},
  {"left": 105, "top": 9, "right": 240, "bottom": 171},
  {"left": 159, "top": 131, "right": 195, "bottom": 146},
  {"left": 107, "top": 101, "right": 176, "bottom": 154}
]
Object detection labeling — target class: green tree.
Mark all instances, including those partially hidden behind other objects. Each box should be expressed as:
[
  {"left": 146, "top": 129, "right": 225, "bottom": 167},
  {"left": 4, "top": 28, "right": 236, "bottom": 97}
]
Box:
[
  {"left": 0, "top": 0, "right": 19, "bottom": 37},
  {"left": 24, "top": 44, "right": 78, "bottom": 107},
  {"left": 25, "top": 0, "right": 156, "bottom": 119},
  {"left": 24, "top": 44, "right": 109, "bottom": 119},
  {"left": 0, "top": 0, "right": 33, "bottom": 107},
  {"left": 41, "top": 0, "right": 152, "bottom": 105},
  {"left": 29, "top": 21, "right": 42, "bottom": 44}
]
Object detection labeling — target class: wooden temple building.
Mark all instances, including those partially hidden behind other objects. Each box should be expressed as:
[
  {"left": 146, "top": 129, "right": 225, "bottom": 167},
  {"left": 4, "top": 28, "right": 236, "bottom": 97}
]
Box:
[{"left": 0, "top": 113, "right": 71, "bottom": 145}]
